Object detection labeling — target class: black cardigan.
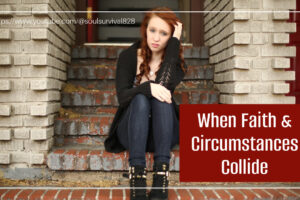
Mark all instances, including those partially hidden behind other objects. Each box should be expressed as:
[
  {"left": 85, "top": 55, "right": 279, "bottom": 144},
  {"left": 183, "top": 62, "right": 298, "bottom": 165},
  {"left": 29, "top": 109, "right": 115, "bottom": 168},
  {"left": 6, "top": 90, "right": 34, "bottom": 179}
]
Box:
[{"left": 104, "top": 37, "right": 187, "bottom": 153}]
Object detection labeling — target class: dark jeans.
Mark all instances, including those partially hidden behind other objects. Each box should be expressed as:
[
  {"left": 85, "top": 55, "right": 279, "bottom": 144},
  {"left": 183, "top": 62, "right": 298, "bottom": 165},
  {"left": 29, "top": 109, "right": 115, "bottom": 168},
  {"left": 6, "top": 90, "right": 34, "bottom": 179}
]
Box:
[{"left": 117, "top": 94, "right": 179, "bottom": 167}]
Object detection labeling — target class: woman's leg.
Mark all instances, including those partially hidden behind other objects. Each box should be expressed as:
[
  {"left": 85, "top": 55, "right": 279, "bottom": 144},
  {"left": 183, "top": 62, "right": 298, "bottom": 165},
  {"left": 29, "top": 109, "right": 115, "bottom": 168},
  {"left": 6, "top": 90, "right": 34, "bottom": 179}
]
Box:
[
  {"left": 149, "top": 98, "right": 178, "bottom": 200},
  {"left": 117, "top": 94, "right": 151, "bottom": 167},
  {"left": 150, "top": 97, "right": 179, "bottom": 164}
]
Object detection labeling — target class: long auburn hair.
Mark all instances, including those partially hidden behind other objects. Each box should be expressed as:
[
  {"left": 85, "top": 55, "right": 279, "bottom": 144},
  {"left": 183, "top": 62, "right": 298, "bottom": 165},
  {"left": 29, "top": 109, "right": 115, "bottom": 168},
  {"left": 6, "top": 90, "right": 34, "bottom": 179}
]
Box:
[{"left": 135, "top": 7, "right": 186, "bottom": 86}]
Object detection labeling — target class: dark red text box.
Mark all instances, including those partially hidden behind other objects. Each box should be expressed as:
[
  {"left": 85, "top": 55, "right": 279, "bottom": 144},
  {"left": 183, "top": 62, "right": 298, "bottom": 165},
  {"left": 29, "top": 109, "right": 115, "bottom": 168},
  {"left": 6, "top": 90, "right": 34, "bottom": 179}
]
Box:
[{"left": 180, "top": 105, "right": 300, "bottom": 182}]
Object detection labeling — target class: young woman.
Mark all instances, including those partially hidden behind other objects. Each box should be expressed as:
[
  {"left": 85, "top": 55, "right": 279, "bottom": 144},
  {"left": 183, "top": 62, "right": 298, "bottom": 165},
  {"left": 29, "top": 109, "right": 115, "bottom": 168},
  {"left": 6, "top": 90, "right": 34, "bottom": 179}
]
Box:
[{"left": 104, "top": 7, "right": 187, "bottom": 200}]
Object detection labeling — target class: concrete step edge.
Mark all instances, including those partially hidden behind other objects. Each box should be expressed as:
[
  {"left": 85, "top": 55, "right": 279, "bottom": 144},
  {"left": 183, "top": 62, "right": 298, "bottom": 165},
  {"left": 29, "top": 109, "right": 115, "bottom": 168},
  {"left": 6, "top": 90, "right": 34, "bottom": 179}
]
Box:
[{"left": 47, "top": 145, "right": 180, "bottom": 171}]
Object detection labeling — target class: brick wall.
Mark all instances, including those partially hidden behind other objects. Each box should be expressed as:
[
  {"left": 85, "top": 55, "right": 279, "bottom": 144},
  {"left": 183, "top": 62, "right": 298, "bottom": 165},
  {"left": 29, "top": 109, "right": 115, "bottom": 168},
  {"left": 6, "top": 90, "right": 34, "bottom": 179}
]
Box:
[
  {"left": 204, "top": 0, "right": 296, "bottom": 104},
  {"left": 0, "top": 0, "right": 75, "bottom": 168}
]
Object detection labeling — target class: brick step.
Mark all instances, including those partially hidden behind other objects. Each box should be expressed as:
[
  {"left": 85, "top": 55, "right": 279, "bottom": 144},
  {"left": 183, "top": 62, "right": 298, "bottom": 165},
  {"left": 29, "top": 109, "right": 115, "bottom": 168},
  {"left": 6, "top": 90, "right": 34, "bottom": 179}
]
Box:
[
  {"left": 66, "top": 80, "right": 215, "bottom": 91},
  {"left": 54, "top": 135, "right": 179, "bottom": 149},
  {"left": 47, "top": 144, "right": 180, "bottom": 171},
  {"left": 54, "top": 135, "right": 107, "bottom": 147},
  {"left": 67, "top": 61, "right": 214, "bottom": 80},
  {"left": 70, "top": 58, "right": 209, "bottom": 66},
  {"left": 61, "top": 89, "right": 220, "bottom": 106},
  {"left": 1, "top": 188, "right": 300, "bottom": 200},
  {"left": 68, "top": 59, "right": 115, "bottom": 80},
  {"left": 71, "top": 45, "right": 209, "bottom": 59},
  {"left": 54, "top": 122, "right": 182, "bottom": 145},
  {"left": 55, "top": 115, "right": 114, "bottom": 136},
  {"left": 60, "top": 106, "right": 118, "bottom": 115},
  {"left": 61, "top": 106, "right": 117, "bottom": 115}
]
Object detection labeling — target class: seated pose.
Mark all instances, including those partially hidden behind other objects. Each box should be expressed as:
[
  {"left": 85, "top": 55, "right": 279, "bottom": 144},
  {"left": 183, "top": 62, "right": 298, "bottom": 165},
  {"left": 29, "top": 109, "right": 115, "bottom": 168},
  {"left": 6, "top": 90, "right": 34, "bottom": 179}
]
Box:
[{"left": 104, "top": 7, "right": 187, "bottom": 200}]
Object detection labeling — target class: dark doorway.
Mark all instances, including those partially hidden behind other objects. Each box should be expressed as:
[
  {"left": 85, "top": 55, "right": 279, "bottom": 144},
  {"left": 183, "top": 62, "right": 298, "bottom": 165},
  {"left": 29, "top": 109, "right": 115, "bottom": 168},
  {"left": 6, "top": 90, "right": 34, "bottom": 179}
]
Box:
[{"left": 75, "top": 0, "right": 204, "bottom": 45}]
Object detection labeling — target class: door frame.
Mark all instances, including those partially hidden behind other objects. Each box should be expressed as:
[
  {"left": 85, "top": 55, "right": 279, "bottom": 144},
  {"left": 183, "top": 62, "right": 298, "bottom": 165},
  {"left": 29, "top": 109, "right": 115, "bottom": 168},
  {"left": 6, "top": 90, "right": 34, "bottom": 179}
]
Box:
[{"left": 288, "top": 2, "right": 300, "bottom": 104}]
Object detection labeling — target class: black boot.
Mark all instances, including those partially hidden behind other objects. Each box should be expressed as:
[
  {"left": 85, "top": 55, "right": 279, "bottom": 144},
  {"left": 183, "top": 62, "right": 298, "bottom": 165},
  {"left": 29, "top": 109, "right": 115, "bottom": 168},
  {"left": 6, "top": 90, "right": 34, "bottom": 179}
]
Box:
[
  {"left": 129, "top": 165, "right": 148, "bottom": 200},
  {"left": 149, "top": 162, "right": 170, "bottom": 200}
]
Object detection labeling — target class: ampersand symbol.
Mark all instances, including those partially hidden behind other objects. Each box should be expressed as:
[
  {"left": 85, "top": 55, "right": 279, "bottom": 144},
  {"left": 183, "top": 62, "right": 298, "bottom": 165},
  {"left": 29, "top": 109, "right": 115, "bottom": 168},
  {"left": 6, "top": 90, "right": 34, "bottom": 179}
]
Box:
[{"left": 281, "top": 115, "right": 292, "bottom": 128}]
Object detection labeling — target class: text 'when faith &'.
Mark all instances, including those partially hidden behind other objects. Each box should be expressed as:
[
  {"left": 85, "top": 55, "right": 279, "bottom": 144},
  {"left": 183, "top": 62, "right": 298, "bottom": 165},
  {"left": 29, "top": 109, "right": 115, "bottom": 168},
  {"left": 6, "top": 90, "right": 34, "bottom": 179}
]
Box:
[{"left": 197, "top": 112, "right": 277, "bottom": 128}]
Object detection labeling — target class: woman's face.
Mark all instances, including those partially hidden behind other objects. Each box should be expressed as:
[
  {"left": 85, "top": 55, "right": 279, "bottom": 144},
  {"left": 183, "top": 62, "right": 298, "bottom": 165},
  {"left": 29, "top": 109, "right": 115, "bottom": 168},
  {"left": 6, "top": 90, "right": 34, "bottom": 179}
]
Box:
[{"left": 146, "top": 16, "right": 172, "bottom": 53}]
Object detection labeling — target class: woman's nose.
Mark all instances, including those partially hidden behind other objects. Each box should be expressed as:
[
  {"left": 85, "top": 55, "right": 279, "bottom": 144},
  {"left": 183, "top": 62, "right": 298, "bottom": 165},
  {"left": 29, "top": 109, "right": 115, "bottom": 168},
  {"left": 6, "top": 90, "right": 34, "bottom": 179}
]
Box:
[{"left": 154, "top": 33, "right": 160, "bottom": 41}]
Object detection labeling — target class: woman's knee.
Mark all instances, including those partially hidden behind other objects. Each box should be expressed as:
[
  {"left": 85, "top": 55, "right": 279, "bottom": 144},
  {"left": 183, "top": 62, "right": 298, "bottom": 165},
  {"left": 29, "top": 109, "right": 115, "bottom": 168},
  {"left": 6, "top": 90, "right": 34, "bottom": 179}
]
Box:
[
  {"left": 151, "top": 98, "right": 173, "bottom": 112},
  {"left": 130, "top": 94, "right": 151, "bottom": 113}
]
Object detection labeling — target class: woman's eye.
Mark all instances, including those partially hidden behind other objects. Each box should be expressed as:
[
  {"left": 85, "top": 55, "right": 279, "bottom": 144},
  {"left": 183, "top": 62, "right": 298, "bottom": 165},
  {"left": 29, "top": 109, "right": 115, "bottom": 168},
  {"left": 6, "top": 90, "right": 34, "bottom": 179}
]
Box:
[
  {"left": 161, "top": 32, "right": 167, "bottom": 36},
  {"left": 150, "top": 29, "right": 155, "bottom": 32}
]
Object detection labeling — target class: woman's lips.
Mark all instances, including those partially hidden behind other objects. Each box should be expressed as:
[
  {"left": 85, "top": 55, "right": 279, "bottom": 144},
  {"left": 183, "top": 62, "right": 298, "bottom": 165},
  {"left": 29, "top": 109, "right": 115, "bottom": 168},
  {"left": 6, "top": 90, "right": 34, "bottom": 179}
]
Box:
[{"left": 152, "top": 43, "right": 159, "bottom": 48}]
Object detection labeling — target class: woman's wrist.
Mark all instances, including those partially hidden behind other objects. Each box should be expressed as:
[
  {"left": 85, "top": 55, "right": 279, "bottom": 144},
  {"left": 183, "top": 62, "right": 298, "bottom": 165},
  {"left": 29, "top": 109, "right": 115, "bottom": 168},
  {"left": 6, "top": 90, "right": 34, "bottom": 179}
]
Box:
[
  {"left": 172, "top": 22, "right": 182, "bottom": 40},
  {"left": 173, "top": 35, "right": 180, "bottom": 40}
]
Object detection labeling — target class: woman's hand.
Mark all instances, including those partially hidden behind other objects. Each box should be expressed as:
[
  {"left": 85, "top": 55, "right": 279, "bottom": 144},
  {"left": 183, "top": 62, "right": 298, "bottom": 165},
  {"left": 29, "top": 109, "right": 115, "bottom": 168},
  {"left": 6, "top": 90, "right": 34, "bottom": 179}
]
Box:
[
  {"left": 173, "top": 21, "right": 183, "bottom": 40},
  {"left": 150, "top": 83, "right": 172, "bottom": 104}
]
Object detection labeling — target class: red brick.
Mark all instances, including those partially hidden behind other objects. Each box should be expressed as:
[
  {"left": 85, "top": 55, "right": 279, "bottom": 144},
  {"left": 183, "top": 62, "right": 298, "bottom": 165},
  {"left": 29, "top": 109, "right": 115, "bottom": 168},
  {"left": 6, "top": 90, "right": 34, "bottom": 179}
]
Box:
[
  {"left": 251, "top": 189, "right": 272, "bottom": 199},
  {"left": 147, "top": 152, "right": 154, "bottom": 171},
  {"left": 85, "top": 189, "right": 97, "bottom": 200},
  {"left": 125, "top": 189, "right": 130, "bottom": 200},
  {"left": 17, "top": 189, "right": 34, "bottom": 199},
  {"left": 177, "top": 189, "right": 192, "bottom": 200},
  {"left": 61, "top": 91, "right": 118, "bottom": 106},
  {"left": 55, "top": 116, "right": 114, "bottom": 136},
  {"left": 95, "top": 107, "right": 117, "bottom": 115},
  {"left": 56, "top": 189, "right": 72, "bottom": 200},
  {"left": 113, "top": 152, "right": 128, "bottom": 170},
  {"left": 29, "top": 190, "right": 46, "bottom": 200},
  {"left": 42, "top": 190, "right": 59, "bottom": 200},
  {"left": 12, "top": 189, "right": 300, "bottom": 200},
  {"left": 64, "top": 136, "right": 94, "bottom": 145},
  {"left": 90, "top": 150, "right": 102, "bottom": 156},
  {"left": 70, "top": 58, "right": 210, "bottom": 80},
  {"left": 291, "top": 189, "right": 300, "bottom": 196},
  {"left": 101, "top": 151, "right": 116, "bottom": 171},
  {"left": 227, "top": 189, "right": 245, "bottom": 199},
  {"left": 80, "top": 116, "right": 90, "bottom": 122},
  {"left": 174, "top": 91, "right": 189, "bottom": 104},
  {"left": 98, "top": 189, "right": 110, "bottom": 200},
  {"left": 168, "top": 189, "right": 178, "bottom": 200},
  {"left": 203, "top": 189, "right": 219, "bottom": 199},
  {"left": 265, "top": 189, "right": 286, "bottom": 199},
  {"left": 0, "top": 189, "right": 9, "bottom": 198},
  {"left": 277, "top": 189, "right": 299, "bottom": 198},
  {"left": 63, "top": 89, "right": 218, "bottom": 106},
  {"left": 70, "top": 189, "right": 85, "bottom": 200},
  {"left": 62, "top": 149, "right": 77, "bottom": 170},
  {"left": 53, "top": 149, "right": 65, "bottom": 154},
  {"left": 101, "top": 151, "right": 127, "bottom": 170},
  {"left": 72, "top": 45, "right": 207, "bottom": 59},
  {"left": 2, "top": 189, "right": 21, "bottom": 200},
  {"left": 68, "top": 62, "right": 116, "bottom": 79},
  {"left": 170, "top": 150, "right": 179, "bottom": 171},
  {"left": 65, "top": 149, "right": 78, "bottom": 155},
  {"left": 95, "top": 91, "right": 117, "bottom": 105},
  {"left": 112, "top": 189, "right": 123, "bottom": 200},
  {"left": 215, "top": 189, "right": 231, "bottom": 200},
  {"left": 76, "top": 150, "right": 90, "bottom": 170},
  {"left": 240, "top": 189, "right": 259, "bottom": 200},
  {"left": 189, "top": 189, "right": 206, "bottom": 199},
  {"left": 47, "top": 147, "right": 179, "bottom": 171},
  {"left": 107, "top": 47, "right": 119, "bottom": 59}
]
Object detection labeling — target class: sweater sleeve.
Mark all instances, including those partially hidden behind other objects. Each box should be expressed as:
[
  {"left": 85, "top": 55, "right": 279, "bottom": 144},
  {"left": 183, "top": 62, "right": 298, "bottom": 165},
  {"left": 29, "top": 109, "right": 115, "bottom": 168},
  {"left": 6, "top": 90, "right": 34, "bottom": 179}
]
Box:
[
  {"left": 155, "top": 37, "right": 187, "bottom": 92},
  {"left": 115, "top": 51, "right": 153, "bottom": 108}
]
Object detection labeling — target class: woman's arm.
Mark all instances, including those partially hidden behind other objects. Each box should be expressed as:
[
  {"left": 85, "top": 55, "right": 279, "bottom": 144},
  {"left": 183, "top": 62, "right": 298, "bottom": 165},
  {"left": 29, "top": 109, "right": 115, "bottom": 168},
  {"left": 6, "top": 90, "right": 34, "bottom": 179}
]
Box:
[
  {"left": 155, "top": 37, "right": 187, "bottom": 92},
  {"left": 115, "top": 51, "right": 153, "bottom": 108}
]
